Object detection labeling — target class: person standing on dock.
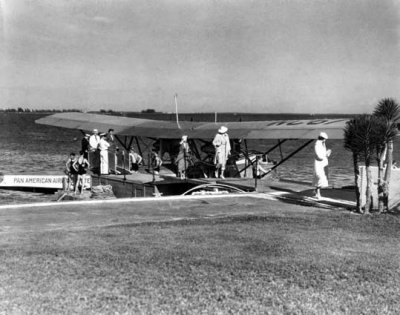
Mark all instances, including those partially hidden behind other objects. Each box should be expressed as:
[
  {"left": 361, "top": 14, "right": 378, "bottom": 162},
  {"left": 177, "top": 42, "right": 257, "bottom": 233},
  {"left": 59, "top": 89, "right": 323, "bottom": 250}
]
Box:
[
  {"left": 106, "top": 128, "right": 118, "bottom": 173},
  {"left": 313, "top": 132, "right": 331, "bottom": 199},
  {"left": 213, "top": 126, "right": 231, "bottom": 179},
  {"left": 81, "top": 134, "right": 90, "bottom": 159},
  {"left": 89, "top": 129, "right": 100, "bottom": 151},
  {"left": 105, "top": 129, "right": 117, "bottom": 149},
  {"left": 88, "top": 129, "right": 101, "bottom": 174},
  {"left": 64, "top": 152, "right": 77, "bottom": 191},
  {"left": 98, "top": 133, "right": 110, "bottom": 175},
  {"left": 176, "top": 135, "right": 191, "bottom": 179},
  {"left": 129, "top": 147, "right": 143, "bottom": 173},
  {"left": 151, "top": 151, "right": 163, "bottom": 175},
  {"left": 73, "top": 151, "right": 90, "bottom": 194}
]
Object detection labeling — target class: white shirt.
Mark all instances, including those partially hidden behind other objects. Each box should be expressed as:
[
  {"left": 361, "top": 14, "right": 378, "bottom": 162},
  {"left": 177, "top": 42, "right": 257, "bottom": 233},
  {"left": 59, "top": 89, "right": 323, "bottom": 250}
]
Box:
[
  {"left": 98, "top": 138, "right": 110, "bottom": 151},
  {"left": 89, "top": 134, "right": 100, "bottom": 149}
]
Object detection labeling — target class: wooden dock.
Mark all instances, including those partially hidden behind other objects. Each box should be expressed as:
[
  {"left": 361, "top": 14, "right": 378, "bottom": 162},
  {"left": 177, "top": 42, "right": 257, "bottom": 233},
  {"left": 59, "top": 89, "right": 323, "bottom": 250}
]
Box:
[
  {"left": 90, "top": 171, "right": 258, "bottom": 198},
  {"left": 91, "top": 172, "right": 202, "bottom": 198}
]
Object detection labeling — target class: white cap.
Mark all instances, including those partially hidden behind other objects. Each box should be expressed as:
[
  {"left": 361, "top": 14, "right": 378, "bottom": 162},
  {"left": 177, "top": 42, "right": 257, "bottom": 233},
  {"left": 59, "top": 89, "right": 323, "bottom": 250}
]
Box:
[
  {"left": 319, "top": 132, "right": 328, "bottom": 139},
  {"left": 93, "top": 129, "right": 98, "bottom": 133},
  {"left": 218, "top": 126, "right": 228, "bottom": 133}
]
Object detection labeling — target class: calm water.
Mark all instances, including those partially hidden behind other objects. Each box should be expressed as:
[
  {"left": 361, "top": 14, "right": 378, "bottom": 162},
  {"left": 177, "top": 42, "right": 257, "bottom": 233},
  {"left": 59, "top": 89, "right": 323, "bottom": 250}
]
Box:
[
  {"left": 1, "top": 112, "right": 398, "bottom": 204},
  {"left": 247, "top": 138, "right": 356, "bottom": 187}
]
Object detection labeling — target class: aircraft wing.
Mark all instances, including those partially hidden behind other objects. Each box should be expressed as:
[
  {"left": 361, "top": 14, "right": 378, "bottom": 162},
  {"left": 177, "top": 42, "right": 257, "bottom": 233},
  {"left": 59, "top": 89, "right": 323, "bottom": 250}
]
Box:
[{"left": 35, "top": 112, "right": 348, "bottom": 139}]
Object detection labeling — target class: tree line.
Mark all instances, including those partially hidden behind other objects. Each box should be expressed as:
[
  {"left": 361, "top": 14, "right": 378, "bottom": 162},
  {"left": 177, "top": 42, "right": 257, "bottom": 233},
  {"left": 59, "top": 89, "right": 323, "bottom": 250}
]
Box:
[
  {"left": 0, "top": 108, "right": 159, "bottom": 114},
  {"left": 0, "top": 108, "right": 82, "bottom": 113}
]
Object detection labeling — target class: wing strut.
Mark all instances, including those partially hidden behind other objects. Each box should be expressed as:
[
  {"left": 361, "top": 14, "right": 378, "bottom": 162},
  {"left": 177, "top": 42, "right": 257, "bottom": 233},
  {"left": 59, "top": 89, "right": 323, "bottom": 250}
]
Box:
[
  {"left": 115, "top": 135, "right": 129, "bottom": 151},
  {"left": 266, "top": 139, "right": 287, "bottom": 156},
  {"left": 233, "top": 139, "right": 288, "bottom": 177},
  {"left": 261, "top": 139, "right": 314, "bottom": 178},
  {"left": 135, "top": 137, "right": 144, "bottom": 163}
]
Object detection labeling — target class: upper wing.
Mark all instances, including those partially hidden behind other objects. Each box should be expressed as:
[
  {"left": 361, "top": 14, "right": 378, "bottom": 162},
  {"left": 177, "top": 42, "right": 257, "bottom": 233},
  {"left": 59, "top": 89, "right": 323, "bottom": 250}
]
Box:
[{"left": 35, "top": 112, "right": 347, "bottom": 139}]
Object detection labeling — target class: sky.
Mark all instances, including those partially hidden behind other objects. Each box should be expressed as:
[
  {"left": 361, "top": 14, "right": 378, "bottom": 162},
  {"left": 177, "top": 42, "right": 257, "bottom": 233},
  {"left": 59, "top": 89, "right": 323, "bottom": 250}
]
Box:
[{"left": 0, "top": 0, "right": 399, "bottom": 114}]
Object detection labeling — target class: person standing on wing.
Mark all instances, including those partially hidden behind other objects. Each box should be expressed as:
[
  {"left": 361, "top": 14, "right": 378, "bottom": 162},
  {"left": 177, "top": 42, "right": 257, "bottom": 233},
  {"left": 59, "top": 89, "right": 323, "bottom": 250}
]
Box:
[
  {"left": 213, "top": 126, "right": 231, "bottom": 179},
  {"left": 313, "top": 132, "right": 331, "bottom": 199}
]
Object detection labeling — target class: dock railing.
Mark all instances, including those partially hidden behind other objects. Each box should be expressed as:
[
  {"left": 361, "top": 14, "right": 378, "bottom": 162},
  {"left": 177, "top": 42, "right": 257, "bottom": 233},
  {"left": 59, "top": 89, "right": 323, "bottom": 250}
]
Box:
[
  {"left": 88, "top": 149, "right": 131, "bottom": 175},
  {"left": 115, "top": 150, "right": 131, "bottom": 174}
]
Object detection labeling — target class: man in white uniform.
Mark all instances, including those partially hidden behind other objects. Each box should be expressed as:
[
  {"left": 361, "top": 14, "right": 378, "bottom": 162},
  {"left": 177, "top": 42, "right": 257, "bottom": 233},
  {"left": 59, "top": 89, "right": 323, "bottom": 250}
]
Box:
[
  {"left": 89, "top": 129, "right": 100, "bottom": 151},
  {"left": 313, "top": 132, "right": 331, "bottom": 199},
  {"left": 87, "top": 129, "right": 101, "bottom": 173},
  {"left": 106, "top": 128, "right": 118, "bottom": 173},
  {"left": 98, "top": 134, "right": 110, "bottom": 175}
]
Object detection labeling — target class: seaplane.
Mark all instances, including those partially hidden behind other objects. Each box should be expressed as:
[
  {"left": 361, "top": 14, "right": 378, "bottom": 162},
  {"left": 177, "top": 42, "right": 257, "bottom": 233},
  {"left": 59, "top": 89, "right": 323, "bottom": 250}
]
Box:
[{"left": 35, "top": 111, "right": 348, "bottom": 198}]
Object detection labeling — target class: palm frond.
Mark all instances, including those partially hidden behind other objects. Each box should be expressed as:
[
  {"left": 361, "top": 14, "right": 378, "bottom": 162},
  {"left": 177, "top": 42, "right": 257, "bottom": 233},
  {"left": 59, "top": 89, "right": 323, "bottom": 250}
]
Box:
[
  {"left": 343, "top": 114, "right": 378, "bottom": 163},
  {"left": 373, "top": 98, "right": 400, "bottom": 123}
]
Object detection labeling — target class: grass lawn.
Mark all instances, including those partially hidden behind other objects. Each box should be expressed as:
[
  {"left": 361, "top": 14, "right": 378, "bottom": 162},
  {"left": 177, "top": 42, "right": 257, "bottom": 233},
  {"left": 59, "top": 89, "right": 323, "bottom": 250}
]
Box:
[{"left": 0, "top": 197, "right": 400, "bottom": 314}]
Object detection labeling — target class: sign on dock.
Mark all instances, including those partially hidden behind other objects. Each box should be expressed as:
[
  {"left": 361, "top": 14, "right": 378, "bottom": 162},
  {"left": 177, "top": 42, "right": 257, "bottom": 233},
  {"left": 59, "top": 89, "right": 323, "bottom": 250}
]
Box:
[{"left": 0, "top": 175, "right": 91, "bottom": 189}]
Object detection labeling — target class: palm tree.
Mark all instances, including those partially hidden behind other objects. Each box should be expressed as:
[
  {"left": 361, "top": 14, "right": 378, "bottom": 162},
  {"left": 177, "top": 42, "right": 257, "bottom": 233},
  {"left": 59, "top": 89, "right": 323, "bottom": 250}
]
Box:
[
  {"left": 344, "top": 118, "right": 362, "bottom": 212},
  {"left": 371, "top": 116, "right": 397, "bottom": 212},
  {"left": 344, "top": 115, "right": 376, "bottom": 213},
  {"left": 373, "top": 98, "right": 400, "bottom": 211}
]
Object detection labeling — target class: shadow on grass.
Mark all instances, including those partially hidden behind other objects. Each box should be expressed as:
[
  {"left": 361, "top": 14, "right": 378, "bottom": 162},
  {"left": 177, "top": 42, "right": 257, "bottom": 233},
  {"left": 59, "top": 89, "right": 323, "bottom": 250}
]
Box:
[
  {"left": 274, "top": 189, "right": 400, "bottom": 217},
  {"left": 274, "top": 189, "right": 356, "bottom": 212}
]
